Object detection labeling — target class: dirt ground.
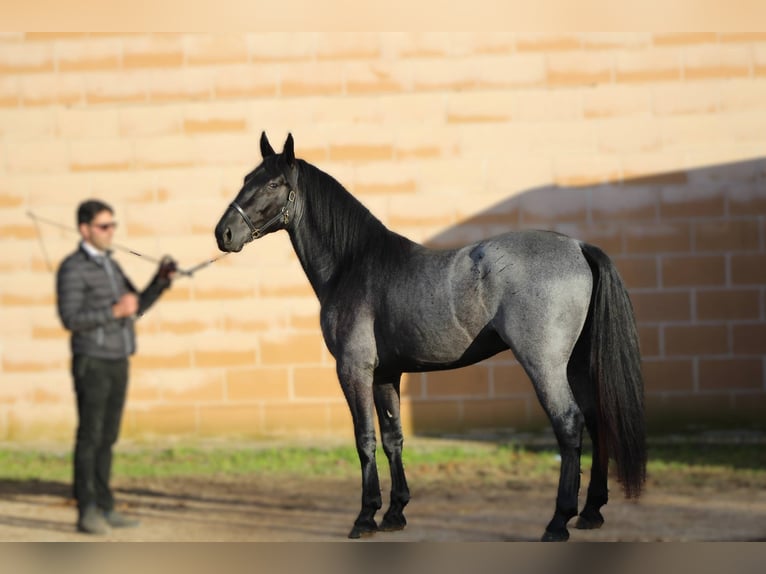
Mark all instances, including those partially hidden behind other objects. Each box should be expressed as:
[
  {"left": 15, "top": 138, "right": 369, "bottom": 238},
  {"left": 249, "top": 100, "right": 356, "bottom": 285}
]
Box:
[{"left": 1, "top": 454, "right": 765, "bottom": 542}]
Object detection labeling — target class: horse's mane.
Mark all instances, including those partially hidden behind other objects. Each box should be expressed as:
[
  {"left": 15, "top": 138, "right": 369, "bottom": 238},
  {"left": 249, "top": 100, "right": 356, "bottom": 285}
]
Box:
[{"left": 297, "top": 159, "right": 414, "bottom": 270}]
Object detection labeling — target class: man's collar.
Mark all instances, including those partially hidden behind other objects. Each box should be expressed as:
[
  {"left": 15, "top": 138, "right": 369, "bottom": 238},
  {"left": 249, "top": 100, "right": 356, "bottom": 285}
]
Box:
[{"left": 80, "top": 241, "right": 109, "bottom": 259}]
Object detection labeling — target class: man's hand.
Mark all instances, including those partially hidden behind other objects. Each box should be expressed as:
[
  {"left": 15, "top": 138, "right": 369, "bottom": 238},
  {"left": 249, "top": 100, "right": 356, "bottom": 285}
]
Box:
[
  {"left": 157, "top": 255, "right": 178, "bottom": 282},
  {"left": 112, "top": 293, "right": 139, "bottom": 318}
]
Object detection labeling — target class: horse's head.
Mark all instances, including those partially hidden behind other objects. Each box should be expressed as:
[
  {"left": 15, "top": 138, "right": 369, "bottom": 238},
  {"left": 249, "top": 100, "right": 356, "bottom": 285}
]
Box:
[{"left": 215, "top": 132, "right": 299, "bottom": 253}]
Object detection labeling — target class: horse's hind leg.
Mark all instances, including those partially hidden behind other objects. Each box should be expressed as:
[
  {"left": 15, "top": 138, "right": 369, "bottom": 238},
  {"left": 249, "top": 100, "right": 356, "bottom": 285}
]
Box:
[
  {"left": 568, "top": 332, "right": 608, "bottom": 530},
  {"left": 533, "top": 368, "right": 585, "bottom": 542},
  {"left": 373, "top": 373, "right": 410, "bottom": 531}
]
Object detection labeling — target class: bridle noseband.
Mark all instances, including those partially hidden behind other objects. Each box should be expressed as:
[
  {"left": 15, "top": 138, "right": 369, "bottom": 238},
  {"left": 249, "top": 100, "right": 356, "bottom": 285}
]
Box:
[{"left": 229, "top": 189, "right": 296, "bottom": 241}]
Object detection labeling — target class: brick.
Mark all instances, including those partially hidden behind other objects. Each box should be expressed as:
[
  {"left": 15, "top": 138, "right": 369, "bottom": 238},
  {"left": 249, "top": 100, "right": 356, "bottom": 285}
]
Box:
[
  {"left": 546, "top": 52, "right": 613, "bottom": 86},
  {"left": 728, "top": 186, "right": 766, "bottom": 217},
  {"left": 329, "top": 144, "right": 394, "bottom": 162},
  {"left": 20, "top": 73, "right": 83, "bottom": 107},
  {"left": 86, "top": 71, "right": 148, "bottom": 105},
  {"left": 516, "top": 34, "right": 582, "bottom": 52},
  {"left": 260, "top": 333, "right": 324, "bottom": 365},
  {"left": 5, "top": 406, "right": 75, "bottom": 441},
  {"left": 380, "top": 33, "right": 449, "bottom": 59},
  {"left": 132, "top": 350, "right": 192, "bottom": 370},
  {"left": 56, "top": 107, "right": 120, "bottom": 138},
  {"left": 732, "top": 324, "right": 766, "bottom": 354},
  {"left": 316, "top": 33, "right": 380, "bottom": 60},
  {"left": 582, "top": 34, "right": 652, "bottom": 50},
  {"left": 698, "top": 358, "right": 763, "bottom": 391},
  {"left": 683, "top": 45, "right": 752, "bottom": 80},
  {"left": 694, "top": 220, "right": 760, "bottom": 252},
  {"left": 516, "top": 187, "right": 588, "bottom": 225},
  {"left": 631, "top": 291, "right": 691, "bottom": 322},
  {"left": 660, "top": 116, "right": 726, "bottom": 150},
  {"left": 119, "top": 106, "right": 183, "bottom": 137},
  {"left": 720, "top": 79, "right": 766, "bottom": 113},
  {"left": 0, "top": 76, "right": 19, "bottom": 107},
  {"left": 616, "top": 49, "right": 682, "bottom": 83},
  {"left": 664, "top": 324, "right": 729, "bottom": 356},
  {"left": 197, "top": 404, "right": 263, "bottom": 436},
  {"left": 641, "top": 359, "right": 694, "bottom": 392},
  {"left": 281, "top": 62, "right": 344, "bottom": 97},
  {"left": 697, "top": 289, "right": 761, "bottom": 321},
  {"left": 653, "top": 83, "right": 721, "bottom": 116},
  {"left": 462, "top": 398, "right": 528, "bottom": 429},
  {"left": 493, "top": 362, "right": 531, "bottom": 396},
  {"left": 637, "top": 325, "right": 661, "bottom": 357},
  {"left": 212, "top": 63, "right": 279, "bottom": 99},
  {"left": 246, "top": 33, "right": 316, "bottom": 62},
  {"left": 125, "top": 405, "right": 198, "bottom": 436},
  {"left": 755, "top": 45, "right": 766, "bottom": 77},
  {"left": 613, "top": 256, "right": 658, "bottom": 289},
  {"left": 654, "top": 33, "right": 718, "bottom": 46},
  {"left": 399, "top": 373, "right": 426, "bottom": 401},
  {"left": 591, "top": 186, "right": 658, "bottom": 222},
  {"left": 6, "top": 140, "right": 69, "bottom": 174},
  {"left": 0, "top": 108, "right": 56, "bottom": 139},
  {"left": 388, "top": 194, "right": 457, "bottom": 229},
  {"left": 423, "top": 366, "right": 490, "bottom": 398},
  {"left": 226, "top": 367, "right": 290, "bottom": 401},
  {"left": 513, "top": 89, "right": 584, "bottom": 121},
  {"left": 69, "top": 139, "right": 134, "bottom": 172},
  {"left": 407, "top": 399, "right": 462, "bottom": 434},
  {"left": 184, "top": 35, "right": 248, "bottom": 65},
  {"left": 661, "top": 255, "right": 726, "bottom": 287},
  {"left": 262, "top": 402, "right": 333, "bottom": 435},
  {"left": 0, "top": 42, "right": 53, "bottom": 74},
  {"left": 554, "top": 156, "right": 622, "bottom": 187},
  {"left": 161, "top": 372, "right": 226, "bottom": 402},
  {"left": 133, "top": 136, "right": 197, "bottom": 170},
  {"left": 147, "top": 68, "right": 214, "bottom": 103},
  {"left": 195, "top": 348, "right": 257, "bottom": 368},
  {"left": 573, "top": 224, "right": 624, "bottom": 256},
  {"left": 720, "top": 33, "right": 766, "bottom": 43},
  {"left": 56, "top": 38, "right": 122, "bottom": 71},
  {"left": 293, "top": 366, "right": 343, "bottom": 399},
  {"left": 123, "top": 35, "right": 184, "bottom": 68},
  {"left": 409, "top": 54, "right": 546, "bottom": 91},
  {"left": 446, "top": 91, "right": 512, "bottom": 124},
  {"left": 583, "top": 85, "right": 652, "bottom": 118},
  {"left": 659, "top": 186, "right": 725, "bottom": 219},
  {"left": 624, "top": 223, "right": 691, "bottom": 254},
  {"left": 731, "top": 254, "right": 766, "bottom": 285},
  {"left": 598, "top": 118, "right": 663, "bottom": 154}
]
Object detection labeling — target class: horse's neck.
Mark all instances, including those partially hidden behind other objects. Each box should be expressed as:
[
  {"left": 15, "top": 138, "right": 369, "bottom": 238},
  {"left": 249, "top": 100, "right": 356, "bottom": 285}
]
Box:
[{"left": 286, "top": 178, "right": 401, "bottom": 300}]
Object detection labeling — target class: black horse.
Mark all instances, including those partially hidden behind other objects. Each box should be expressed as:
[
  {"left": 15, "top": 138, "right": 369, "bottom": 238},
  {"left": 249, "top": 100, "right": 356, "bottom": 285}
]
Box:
[{"left": 214, "top": 132, "right": 646, "bottom": 541}]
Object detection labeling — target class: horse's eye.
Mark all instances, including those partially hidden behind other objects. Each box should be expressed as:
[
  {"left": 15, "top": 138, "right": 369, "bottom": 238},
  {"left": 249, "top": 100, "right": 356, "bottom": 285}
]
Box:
[{"left": 267, "top": 181, "right": 279, "bottom": 189}]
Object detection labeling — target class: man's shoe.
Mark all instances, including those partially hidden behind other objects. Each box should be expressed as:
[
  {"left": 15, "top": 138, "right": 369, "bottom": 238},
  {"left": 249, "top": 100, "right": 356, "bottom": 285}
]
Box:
[
  {"left": 103, "top": 509, "right": 140, "bottom": 528},
  {"left": 77, "top": 505, "right": 111, "bottom": 535}
]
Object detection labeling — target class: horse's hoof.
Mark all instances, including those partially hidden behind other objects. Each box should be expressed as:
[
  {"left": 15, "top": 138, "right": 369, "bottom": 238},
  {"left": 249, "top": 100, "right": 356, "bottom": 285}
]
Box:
[
  {"left": 379, "top": 513, "right": 407, "bottom": 532},
  {"left": 541, "top": 528, "right": 570, "bottom": 542},
  {"left": 348, "top": 521, "right": 378, "bottom": 539},
  {"left": 574, "top": 509, "right": 604, "bottom": 530}
]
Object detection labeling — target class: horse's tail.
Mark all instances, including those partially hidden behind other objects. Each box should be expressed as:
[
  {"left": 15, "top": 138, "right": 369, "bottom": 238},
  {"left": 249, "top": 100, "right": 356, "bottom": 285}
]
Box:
[{"left": 580, "top": 242, "right": 647, "bottom": 499}]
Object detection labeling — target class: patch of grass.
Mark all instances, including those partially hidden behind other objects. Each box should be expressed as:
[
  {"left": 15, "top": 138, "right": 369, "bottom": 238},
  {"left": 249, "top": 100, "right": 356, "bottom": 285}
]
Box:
[{"left": 0, "top": 440, "right": 764, "bottom": 489}]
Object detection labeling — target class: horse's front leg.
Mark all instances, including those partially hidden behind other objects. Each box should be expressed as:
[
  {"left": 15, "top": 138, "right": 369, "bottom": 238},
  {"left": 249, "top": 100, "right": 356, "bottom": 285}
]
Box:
[
  {"left": 373, "top": 373, "right": 410, "bottom": 531},
  {"left": 338, "top": 361, "right": 382, "bottom": 539}
]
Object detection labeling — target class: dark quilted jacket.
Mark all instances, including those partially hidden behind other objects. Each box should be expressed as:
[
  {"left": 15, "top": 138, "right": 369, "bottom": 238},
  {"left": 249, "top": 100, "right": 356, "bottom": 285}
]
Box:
[{"left": 56, "top": 244, "right": 170, "bottom": 359}]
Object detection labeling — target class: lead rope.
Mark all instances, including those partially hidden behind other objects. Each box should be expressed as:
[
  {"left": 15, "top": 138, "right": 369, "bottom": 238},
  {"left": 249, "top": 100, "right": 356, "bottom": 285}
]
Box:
[{"left": 26, "top": 211, "right": 228, "bottom": 277}]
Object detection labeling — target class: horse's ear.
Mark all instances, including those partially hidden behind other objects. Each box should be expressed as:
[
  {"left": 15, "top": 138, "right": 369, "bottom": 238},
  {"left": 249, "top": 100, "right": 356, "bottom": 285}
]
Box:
[
  {"left": 260, "top": 131, "right": 276, "bottom": 158},
  {"left": 283, "top": 133, "right": 295, "bottom": 166}
]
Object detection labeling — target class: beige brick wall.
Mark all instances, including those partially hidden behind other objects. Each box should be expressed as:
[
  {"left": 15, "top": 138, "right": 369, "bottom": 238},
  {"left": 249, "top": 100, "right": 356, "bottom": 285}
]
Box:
[{"left": 1, "top": 33, "right": 765, "bottom": 441}]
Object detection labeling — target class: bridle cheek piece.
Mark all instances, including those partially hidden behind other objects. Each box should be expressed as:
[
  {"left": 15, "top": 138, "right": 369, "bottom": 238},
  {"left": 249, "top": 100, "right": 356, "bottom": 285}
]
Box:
[{"left": 229, "top": 190, "right": 296, "bottom": 241}]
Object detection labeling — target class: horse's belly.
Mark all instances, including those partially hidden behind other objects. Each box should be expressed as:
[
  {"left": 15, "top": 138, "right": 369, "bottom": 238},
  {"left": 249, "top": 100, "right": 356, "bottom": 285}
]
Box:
[{"left": 387, "top": 324, "right": 509, "bottom": 373}]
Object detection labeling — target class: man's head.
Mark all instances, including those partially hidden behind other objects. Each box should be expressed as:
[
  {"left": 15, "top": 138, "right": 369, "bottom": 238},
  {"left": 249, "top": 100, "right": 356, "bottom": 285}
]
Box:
[{"left": 77, "top": 199, "right": 117, "bottom": 252}]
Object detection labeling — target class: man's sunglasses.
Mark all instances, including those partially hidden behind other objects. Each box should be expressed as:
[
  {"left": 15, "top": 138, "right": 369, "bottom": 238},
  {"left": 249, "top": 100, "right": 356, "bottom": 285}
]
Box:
[{"left": 91, "top": 222, "right": 118, "bottom": 231}]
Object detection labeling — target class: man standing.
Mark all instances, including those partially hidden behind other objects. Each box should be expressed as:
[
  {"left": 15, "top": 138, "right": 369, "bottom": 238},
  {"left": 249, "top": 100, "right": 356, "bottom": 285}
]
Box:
[{"left": 56, "top": 199, "right": 177, "bottom": 535}]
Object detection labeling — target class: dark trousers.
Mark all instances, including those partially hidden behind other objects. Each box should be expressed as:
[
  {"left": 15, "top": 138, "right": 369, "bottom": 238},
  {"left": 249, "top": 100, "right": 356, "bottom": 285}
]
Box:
[{"left": 72, "top": 355, "right": 129, "bottom": 514}]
